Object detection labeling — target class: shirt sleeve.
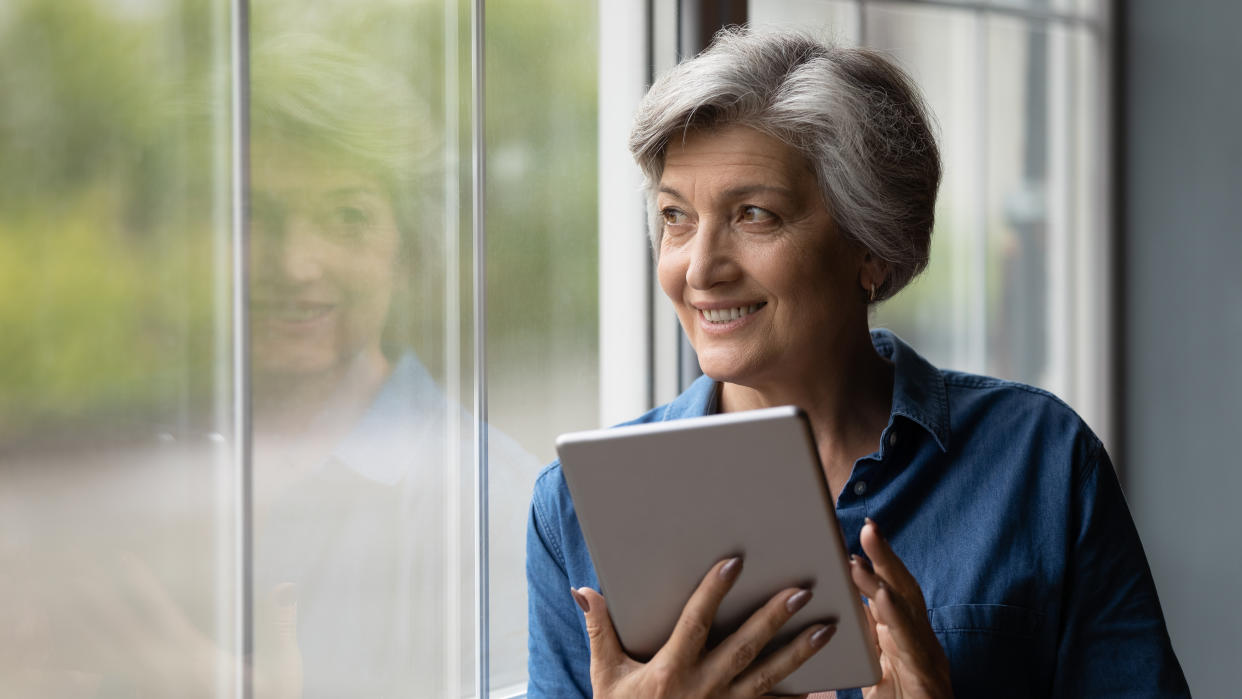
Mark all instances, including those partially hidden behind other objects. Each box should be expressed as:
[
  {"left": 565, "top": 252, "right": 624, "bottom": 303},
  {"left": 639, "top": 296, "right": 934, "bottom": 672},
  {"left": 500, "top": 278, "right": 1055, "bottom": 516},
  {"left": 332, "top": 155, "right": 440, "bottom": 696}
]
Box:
[
  {"left": 1053, "top": 439, "right": 1190, "bottom": 696},
  {"left": 526, "top": 471, "right": 592, "bottom": 698}
]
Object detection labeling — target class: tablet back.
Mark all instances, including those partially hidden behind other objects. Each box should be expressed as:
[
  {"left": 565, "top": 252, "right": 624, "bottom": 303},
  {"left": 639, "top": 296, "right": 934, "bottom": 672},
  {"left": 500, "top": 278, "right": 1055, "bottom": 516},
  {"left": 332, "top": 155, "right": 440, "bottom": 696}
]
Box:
[{"left": 556, "top": 406, "right": 880, "bottom": 695}]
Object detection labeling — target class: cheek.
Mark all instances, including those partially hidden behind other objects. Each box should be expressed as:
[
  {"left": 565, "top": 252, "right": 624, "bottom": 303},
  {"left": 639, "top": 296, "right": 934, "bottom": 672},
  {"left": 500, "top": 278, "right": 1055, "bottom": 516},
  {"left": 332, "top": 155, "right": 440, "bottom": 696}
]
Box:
[
  {"left": 342, "top": 235, "right": 400, "bottom": 292},
  {"left": 656, "top": 249, "right": 686, "bottom": 303}
]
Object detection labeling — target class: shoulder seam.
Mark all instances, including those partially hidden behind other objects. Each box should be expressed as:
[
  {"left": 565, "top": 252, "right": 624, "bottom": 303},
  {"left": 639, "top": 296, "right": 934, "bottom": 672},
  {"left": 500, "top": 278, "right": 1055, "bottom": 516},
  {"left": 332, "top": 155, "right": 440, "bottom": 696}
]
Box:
[
  {"left": 1073, "top": 432, "right": 1106, "bottom": 496},
  {"left": 942, "top": 373, "right": 1076, "bottom": 412}
]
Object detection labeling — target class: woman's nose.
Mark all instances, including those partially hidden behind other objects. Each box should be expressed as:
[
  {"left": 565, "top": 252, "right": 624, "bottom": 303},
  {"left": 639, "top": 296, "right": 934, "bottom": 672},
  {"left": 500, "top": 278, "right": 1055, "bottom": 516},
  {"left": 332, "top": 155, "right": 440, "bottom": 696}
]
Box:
[
  {"left": 256, "top": 217, "right": 326, "bottom": 283},
  {"left": 685, "top": 218, "right": 738, "bottom": 290}
]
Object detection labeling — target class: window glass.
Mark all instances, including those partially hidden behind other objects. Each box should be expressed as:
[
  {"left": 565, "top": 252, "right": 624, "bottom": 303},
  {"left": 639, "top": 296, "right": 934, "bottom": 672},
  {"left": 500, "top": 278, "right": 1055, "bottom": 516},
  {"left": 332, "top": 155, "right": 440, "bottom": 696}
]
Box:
[
  {"left": 745, "top": 0, "right": 1110, "bottom": 431},
  {"left": 484, "top": 0, "right": 599, "bottom": 693},
  {"left": 748, "top": 0, "right": 859, "bottom": 42},
  {"left": 4, "top": 0, "right": 606, "bottom": 695},
  {"left": 246, "top": 1, "right": 479, "bottom": 696},
  {"left": 984, "top": 16, "right": 1051, "bottom": 387},
  {"left": 991, "top": 0, "right": 1101, "bottom": 18},
  {"left": 0, "top": 0, "right": 237, "bottom": 694},
  {"left": 865, "top": 4, "right": 988, "bottom": 374}
]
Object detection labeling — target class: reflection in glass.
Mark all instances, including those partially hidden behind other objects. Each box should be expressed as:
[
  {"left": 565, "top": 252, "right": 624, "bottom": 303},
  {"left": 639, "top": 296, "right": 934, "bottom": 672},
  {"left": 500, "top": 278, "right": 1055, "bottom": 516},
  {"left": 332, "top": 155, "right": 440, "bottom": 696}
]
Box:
[
  {"left": 248, "top": 31, "right": 443, "bottom": 696},
  {"left": 245, "top": 18, "right": 539, "bottom": 695},
  {"left": 483, "top": 0, "right": 600, "bottom": 691}
]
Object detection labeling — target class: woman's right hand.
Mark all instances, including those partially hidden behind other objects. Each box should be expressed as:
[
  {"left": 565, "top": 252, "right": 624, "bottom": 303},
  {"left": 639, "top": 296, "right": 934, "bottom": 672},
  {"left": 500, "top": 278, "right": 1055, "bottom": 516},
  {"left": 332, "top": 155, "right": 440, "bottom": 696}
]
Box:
[{"left": 571, "top": 557, "right": 836, "bottom": 699}]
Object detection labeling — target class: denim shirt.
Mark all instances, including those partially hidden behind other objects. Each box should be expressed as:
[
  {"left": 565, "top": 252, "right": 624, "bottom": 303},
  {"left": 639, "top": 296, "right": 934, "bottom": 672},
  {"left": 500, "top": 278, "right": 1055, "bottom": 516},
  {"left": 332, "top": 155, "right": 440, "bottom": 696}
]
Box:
[{"left": 526, "top": 329, "right": 1189, "bottom": 698}]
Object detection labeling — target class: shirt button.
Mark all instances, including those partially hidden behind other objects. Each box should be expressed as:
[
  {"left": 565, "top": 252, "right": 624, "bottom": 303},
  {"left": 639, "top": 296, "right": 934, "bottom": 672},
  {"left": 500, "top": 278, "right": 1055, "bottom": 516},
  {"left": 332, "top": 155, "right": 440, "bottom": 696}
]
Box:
[
  {"left": 888, "top": 431, "right": 898, "bottom": 448},
  {"left": 853, "top": 481, "right": 868, "bottom": 496}
]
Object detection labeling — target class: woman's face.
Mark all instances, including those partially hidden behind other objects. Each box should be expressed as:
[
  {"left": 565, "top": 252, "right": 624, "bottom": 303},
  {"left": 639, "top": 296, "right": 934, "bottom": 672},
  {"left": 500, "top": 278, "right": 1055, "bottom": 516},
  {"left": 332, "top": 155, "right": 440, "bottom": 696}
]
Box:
[
  {"left": 249, "top": 146, "right": 401, "bottom": 377},
  {"left": 656, "top": 124, "right": 867, "bottom": 387}
]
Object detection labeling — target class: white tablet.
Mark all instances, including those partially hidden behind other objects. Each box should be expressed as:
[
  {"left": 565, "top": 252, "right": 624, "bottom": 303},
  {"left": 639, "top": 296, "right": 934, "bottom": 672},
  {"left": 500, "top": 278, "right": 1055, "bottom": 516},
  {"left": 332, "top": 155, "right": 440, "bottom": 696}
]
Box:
[{"left": 556, "top": 405, "right": 880, "bottom": 695}]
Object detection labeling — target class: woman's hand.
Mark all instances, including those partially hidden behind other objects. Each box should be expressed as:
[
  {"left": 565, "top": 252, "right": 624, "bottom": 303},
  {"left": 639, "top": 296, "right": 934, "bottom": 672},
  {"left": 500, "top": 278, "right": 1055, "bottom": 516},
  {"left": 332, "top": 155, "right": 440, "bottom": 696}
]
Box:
[
  {"left": 64, "top": 553, "right": 303, "bottom": 698},
  {"left": 572, "top": 557, "right": 836, "bottom": 699},
  {"left": 850, "top": 519, "right": 953, "bottom": 699}
]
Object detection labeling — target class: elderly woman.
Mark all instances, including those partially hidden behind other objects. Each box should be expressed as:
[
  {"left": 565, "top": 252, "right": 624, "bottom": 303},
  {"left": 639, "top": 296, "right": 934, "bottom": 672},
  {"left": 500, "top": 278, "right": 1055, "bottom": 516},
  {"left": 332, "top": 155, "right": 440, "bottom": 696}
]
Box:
[{"left": 526, "top": 29, "right": 1188, "bottom": 698}]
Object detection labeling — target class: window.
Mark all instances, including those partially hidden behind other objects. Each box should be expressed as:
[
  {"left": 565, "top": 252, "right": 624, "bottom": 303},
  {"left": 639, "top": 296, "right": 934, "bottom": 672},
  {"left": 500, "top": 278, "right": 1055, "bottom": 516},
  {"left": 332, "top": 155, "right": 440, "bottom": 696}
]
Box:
[
  {"left": 2, "top": 0, "right": 599, "bottom": 696},
  {"left": 749, "top": 0, "right": 1116, "bottom": 444},
  {"left": 1, "top": 0, "right": 1112, "bottom": 696}
]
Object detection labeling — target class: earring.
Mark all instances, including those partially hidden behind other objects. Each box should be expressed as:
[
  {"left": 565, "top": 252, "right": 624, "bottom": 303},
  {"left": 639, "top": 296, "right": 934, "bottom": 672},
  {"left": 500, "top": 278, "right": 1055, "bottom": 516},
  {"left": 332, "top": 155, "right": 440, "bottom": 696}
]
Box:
[{"left": 869, "top": 283, "right": 876, "bottom": 303}]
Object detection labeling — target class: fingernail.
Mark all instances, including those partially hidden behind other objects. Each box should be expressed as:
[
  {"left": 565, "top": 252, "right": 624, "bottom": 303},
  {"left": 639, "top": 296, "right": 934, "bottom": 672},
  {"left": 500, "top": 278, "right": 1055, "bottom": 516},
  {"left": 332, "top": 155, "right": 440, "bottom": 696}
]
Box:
[
  {"left": 719, "top": 556, "right": 743, "bottom": 583},
  {"left": 273, "top": 582, "right": 298, "bottom": 607},
  {"left": 570, "top": 587, "right": 590, "bottom": 613},
  {"left": 865, "top": 517, "right": 883, "bottom": 537},
  {"left": 809, "top": 624, "right": 837, "bottom": 650},
  {"left": 786, "top": 588, "right": 812, "bottom": 614}
]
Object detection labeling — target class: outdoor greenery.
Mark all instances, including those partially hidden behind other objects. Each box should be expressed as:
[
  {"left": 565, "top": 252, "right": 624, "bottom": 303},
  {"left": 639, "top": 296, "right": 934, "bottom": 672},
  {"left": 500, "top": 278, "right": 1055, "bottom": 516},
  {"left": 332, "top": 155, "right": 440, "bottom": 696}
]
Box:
[{"left": 0, "top": 0, "right": 599, "bottom": 446}]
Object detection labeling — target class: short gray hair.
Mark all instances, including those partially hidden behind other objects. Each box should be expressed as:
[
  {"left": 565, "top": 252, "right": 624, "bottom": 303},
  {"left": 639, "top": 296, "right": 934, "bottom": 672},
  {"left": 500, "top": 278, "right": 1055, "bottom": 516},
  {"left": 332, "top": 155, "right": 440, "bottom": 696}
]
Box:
[{"left": 629, "top": 28, "right": 941, "bottom": 301}]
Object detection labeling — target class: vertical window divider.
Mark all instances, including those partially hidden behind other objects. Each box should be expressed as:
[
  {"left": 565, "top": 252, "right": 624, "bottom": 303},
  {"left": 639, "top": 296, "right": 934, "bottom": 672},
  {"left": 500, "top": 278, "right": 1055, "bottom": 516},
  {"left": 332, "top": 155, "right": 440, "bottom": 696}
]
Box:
[
  {"left": 970, "top": 9, "right": 989, "bottom": 372},
  {"left": 443, "top": 0, "right": 465, "bottom": 694},
  {"left": 471, "top": 0, "right": 490, "bottom": 694},
  {"left": 229, "top": 0, "right": 253, "bottom": 697}
]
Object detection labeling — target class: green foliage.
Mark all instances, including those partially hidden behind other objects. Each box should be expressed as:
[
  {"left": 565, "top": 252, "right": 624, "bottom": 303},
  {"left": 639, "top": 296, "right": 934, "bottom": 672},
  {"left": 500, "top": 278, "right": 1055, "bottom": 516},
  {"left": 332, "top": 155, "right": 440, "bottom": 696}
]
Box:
[
  {"left": 0, "top": 0, "right": 225, "bottom": 442},
  {"left": 484, "top": 0, "right": 599, "bottom": 367},
  {"left": 0, "top": 0, "right": 601, "bottom": 442}
]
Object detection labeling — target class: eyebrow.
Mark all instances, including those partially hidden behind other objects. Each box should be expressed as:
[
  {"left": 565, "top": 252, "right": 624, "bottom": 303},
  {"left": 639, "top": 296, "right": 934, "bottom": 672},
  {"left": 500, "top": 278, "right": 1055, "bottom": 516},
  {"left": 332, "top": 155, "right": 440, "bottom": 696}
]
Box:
[
  {"left": 656, "top": 184, "right": 796, "bottom": 200},
  {"left": 326, "top": 186, "right": 383, "bottom": 199}
]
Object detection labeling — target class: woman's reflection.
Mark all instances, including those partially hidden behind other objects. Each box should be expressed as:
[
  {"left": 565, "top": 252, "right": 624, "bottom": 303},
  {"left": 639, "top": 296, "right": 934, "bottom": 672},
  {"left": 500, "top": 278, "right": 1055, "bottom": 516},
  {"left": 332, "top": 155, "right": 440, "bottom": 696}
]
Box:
[{"left": 244, "top": 34, "right": 535, "bottom": 696}]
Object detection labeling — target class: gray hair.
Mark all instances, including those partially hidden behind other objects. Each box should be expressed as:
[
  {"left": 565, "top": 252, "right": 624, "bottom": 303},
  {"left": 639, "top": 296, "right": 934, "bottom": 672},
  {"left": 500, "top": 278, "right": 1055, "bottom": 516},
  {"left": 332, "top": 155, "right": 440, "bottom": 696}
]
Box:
[
  {"left": 629, "top": 28, "right": 941, "bottom": 301},
  {"left": 250, "top": 33, "right": 439, "bottom": 253}
]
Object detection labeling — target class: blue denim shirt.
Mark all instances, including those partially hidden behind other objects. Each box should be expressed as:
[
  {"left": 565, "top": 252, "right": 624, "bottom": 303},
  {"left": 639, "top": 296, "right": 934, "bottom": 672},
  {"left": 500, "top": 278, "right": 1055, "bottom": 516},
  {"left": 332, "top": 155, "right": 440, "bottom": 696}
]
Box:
[{"left": 527, "top": 330, "right": 1189, "bottom": 697}]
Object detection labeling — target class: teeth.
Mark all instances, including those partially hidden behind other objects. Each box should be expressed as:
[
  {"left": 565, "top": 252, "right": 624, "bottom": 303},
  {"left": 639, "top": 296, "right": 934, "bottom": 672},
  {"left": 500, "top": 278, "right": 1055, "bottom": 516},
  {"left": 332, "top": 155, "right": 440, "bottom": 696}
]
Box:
[
  {"left": 701, "top": 303, "right": 763, "bottom": 323},
  {"left": 256, "top": 302, "right": 332, "bottom": 322},
  {"left": 278, "top": 307, "right": 325, "bottom": 321}
]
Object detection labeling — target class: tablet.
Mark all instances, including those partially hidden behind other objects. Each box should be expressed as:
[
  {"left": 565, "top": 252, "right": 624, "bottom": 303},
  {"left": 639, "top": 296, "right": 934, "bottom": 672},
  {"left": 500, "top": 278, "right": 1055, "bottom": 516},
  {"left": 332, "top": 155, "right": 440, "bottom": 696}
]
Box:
[{"left": 556, "top": 405, "right": 880, "bottom": 695}]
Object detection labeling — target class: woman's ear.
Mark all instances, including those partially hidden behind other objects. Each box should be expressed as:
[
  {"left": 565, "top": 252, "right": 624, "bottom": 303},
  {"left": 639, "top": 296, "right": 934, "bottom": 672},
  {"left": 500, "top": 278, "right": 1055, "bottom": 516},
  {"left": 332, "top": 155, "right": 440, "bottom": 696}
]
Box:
[{"left": 858, "top": 251, "right": 889, "bottom": 303}]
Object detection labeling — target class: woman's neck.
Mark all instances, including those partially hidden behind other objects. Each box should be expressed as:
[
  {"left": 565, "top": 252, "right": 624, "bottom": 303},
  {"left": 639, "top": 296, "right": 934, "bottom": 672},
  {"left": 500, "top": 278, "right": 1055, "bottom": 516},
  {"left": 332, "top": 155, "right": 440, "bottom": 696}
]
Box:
[
  {"left": 250, "top": 347, "right": 393, "bottom": 500},
  {"left": 719, "top": 329, "right": 893, "bottom": 500},
  {"left": 253, "top": 347, "right": 392, "bottom": 438}
]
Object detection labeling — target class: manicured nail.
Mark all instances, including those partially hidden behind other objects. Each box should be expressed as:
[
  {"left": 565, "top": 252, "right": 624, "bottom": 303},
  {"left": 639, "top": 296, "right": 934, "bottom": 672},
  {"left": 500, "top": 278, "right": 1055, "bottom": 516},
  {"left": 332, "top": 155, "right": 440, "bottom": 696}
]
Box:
[
  {"left": 273, "top": 582, "right": 298, "bottom": 607},
  {"left": 570, "top": 587, "right": 590, "bottom": 613},
  {"left": 865, "top": 517, "right": 883, "bottom": 538},
  {"left": 809, "top": 624, "right": 837, "bottom": 650},
  {"left": 786, "top": 589, "right": 812, "bottom": 614},
  {"left": 719, "top": 556, "right": 743, "bottom": 583}
]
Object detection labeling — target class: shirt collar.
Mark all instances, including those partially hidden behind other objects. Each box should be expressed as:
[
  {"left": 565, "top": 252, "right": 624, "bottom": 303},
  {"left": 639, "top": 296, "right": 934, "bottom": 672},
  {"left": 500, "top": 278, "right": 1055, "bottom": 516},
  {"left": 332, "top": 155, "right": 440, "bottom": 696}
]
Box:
[
  {"left": 660, "top": 329, "right": 950, "bottom": 452},
  {"left": 331, "top": 353, "right": 445, "bottom": 485},
  {"left": 871, "top": 328, "right": 950, "bottom": 452}
]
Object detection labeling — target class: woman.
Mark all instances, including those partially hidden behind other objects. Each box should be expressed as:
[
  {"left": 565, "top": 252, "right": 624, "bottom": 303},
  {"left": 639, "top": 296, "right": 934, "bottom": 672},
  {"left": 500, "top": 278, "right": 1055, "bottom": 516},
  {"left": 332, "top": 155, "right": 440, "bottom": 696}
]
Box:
[
  {"left": 247, "top": 33, "right": 537, "bottom": 695},
  {"left": 13, "top": 33, "right": 537, "bottom": 697},
  {"left": 526, "top": 29, "right": 1188, "bottom": 698}
]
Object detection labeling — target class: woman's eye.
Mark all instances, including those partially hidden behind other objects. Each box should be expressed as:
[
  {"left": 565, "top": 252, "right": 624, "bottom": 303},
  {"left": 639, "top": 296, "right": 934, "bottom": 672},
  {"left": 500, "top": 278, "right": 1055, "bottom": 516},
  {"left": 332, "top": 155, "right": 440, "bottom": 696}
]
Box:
[
  {"left": 739, "top": 205, "right": 776, "bottom": 224},
  {"left": 661, "top": 208, "right": 688, "bottom": 225},
  {"left": 322, "top": 206, "right": 373, "bottom": 239},
  {"left": 334, "top": 206, "right": 370, "bottom": 226}
]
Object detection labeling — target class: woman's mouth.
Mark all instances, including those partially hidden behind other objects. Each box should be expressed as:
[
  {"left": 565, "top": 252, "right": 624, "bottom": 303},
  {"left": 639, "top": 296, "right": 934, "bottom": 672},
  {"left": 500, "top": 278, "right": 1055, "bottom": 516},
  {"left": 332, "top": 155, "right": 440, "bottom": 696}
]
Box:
[
  {"left": 698, "top": 302, "right": 765, "bottom": 324},
  {"left": 252, "top": 300, "right": 336, "bottom": 324}
]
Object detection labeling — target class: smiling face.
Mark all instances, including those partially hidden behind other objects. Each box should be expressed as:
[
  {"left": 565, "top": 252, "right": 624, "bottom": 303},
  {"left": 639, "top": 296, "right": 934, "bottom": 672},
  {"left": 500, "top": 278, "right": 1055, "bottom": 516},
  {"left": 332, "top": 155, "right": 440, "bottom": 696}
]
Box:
[
  {"left": 249, "top": 146, "right": 402, "bottom": 377},
  {"left": 656, "top": 124, "right": 870, "bottom": 388}
]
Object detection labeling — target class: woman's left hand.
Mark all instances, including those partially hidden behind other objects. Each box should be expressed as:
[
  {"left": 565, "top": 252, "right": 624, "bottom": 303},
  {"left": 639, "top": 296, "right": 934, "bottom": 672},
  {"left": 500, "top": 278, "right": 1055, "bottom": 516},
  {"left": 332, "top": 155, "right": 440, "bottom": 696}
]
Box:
[{"left": 849, "top": 519, "right": 953, "bottom": 699}]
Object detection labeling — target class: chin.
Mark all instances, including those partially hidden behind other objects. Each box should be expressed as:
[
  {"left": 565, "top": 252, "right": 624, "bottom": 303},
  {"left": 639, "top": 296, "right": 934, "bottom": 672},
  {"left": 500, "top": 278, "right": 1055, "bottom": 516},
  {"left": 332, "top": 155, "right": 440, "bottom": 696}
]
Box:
[
  {"left": 695, "top": 352, "right": 756, "bottom": 385},
  {"left": 253, "top": 348, "right": 340, "bottom": 378}
]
